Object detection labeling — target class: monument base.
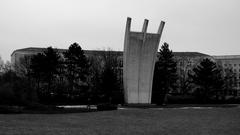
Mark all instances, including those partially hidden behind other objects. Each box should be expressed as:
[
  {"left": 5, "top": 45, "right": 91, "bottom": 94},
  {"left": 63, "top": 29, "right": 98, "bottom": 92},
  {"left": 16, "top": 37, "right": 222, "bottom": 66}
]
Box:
[{"left": 123, "top": 103, "right": 157, "bottom": 108}]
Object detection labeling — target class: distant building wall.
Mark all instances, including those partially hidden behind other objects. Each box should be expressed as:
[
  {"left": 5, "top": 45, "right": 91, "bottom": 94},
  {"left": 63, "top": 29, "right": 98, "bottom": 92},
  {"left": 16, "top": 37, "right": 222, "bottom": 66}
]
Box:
[
  {"left": 213, "top": 55, "right": 240, "bottom": 96},
  {"left": 173, "top": 52, "right": 213, "bottom": 93},
  {"left": 11, "top": 48, "right": 67, "bottom": 69}
]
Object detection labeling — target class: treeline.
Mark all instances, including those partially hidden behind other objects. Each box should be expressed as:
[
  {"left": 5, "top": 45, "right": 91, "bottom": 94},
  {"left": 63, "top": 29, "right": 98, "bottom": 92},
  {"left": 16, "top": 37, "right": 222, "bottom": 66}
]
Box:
[
  {"left": 152, "top": 42, "right": 240, "bottom": 105},
  {"left": 0, "top": 43, "right": 123, "bottom": 106},
  {"left": 0, "top": 42, "right": 239, "bottom": 106}
]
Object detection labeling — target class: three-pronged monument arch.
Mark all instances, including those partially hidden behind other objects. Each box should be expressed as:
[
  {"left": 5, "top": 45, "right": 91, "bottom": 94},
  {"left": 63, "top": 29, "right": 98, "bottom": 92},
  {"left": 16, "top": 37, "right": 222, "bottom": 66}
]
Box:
[{"left": 123, "top": 17, "right": 165, "bottom": 104}]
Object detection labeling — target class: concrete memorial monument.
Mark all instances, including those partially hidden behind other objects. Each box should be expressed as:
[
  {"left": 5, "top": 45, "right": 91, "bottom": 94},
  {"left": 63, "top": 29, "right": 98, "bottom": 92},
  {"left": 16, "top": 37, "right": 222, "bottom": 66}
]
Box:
[{"left": 123, "top": 17, "right": 165, "bottom": 104}]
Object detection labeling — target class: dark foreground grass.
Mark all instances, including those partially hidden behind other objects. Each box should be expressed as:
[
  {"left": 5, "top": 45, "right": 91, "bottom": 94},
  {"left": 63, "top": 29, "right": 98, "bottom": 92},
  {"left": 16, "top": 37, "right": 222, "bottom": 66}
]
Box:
[{"left": 0, "top": 107, "right": 240, "bottom": 135}]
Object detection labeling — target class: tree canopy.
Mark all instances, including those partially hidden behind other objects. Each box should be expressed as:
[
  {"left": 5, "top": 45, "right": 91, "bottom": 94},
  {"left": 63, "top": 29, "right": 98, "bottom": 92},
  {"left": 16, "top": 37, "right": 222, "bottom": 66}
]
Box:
[
  {"left": 189, "top": 58, "right": 224, "bottom": 102},
  {"left": 64, "top": 43, "right": 89, "bottom": 98},
  {"left": 152, "top": 42, "right": 177, "bottom": 104}
]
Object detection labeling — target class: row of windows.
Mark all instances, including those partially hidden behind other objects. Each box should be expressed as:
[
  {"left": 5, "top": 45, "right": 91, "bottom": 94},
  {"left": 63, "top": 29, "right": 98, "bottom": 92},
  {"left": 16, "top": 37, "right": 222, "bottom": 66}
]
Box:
[
  {"left": 224, "top": 64, "right": 240, "bottom": 67},
  {"left": 224, "top": 68, "right": 240, "bottom": 72}
]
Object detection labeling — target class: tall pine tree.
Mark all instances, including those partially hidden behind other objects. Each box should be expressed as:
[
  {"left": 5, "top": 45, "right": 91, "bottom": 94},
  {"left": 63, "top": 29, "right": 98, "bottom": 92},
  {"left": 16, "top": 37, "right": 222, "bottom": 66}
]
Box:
[
  {"left": 99, "top": 50, "right": 121, "bottom": 104},
  {"left": 189, "top": 58, "right": 224, "bottom": 103},
  {"left": 43, "top": 47, "right": 61, "bottom": 96},
  {"left": 152, "top": 42, "right": 177, "bottom": 105},
  {"left": 64, "top": 43, "right": 89, "bottom": 98},
  {"left": 30, "top": 47, "right": 61, "bottom": 101}
]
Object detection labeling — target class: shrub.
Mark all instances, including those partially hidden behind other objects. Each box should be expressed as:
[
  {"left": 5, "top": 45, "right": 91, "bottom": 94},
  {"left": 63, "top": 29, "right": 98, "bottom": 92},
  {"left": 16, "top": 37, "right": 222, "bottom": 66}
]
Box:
[
  {"left": 0, "top": 105, "right": 23, "bottom": 114},
  {"left": 0, "top": 70, "right": 37, "bottom": 106},
  {"left": 0, "top": 83, "right": 17, "bottom": 105},
  {"left": 97, "top": 103, "right": 118, "bottom": 111},
  {"left": 166, "top": 94, "right": 196, "bottom": 104}
]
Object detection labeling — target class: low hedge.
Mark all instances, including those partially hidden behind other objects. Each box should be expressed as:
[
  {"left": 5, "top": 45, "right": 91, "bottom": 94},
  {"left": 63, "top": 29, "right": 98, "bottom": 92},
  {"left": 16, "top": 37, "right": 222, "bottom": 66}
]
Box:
[
  {"left": 97, "top": 103, "right": 118, "bottom": 111},
  {"left": 0, "top": 105, "right": 23, "bottom": 114}
]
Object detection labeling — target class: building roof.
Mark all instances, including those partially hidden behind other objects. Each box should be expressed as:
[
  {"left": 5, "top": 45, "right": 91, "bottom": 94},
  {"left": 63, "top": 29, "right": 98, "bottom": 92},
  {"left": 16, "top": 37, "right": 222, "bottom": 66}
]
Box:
[
  {"left": 11, "top": 47, "right": 67, "bottom": 56},
  {"left": 84, "top": 50, "right": 123, "bottom": 56},
  {"left": 11, "top": 47, "right": 123, "bottom": 56},
  {"left": 11, "top": 47, "right": 210, "bottom": 56},
  {"left": 213, "top": 55, "right": 240, "bottom": 60},
  {"left": 12, "top": 47, "right": 210, "bottom": 57},
  {"left": 172, "top": 52, "right": 210, "bottom": 57}
]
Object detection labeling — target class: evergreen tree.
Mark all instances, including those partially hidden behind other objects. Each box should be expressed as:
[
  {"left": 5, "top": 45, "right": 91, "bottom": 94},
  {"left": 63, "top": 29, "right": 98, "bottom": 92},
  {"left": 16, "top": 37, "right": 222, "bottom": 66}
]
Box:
[
  {"left": 64, "top": 43, "right": 89, "bottom": 98},
  {"left": 88, "top": 56, "right": 102, "bottom": 104},
  {"left": 152, "top": 42, "right": 177, "bottom": 105},
  {"left": 31, "top": 47, "right": 61, "bottom": 100},
  {"left": 30, "top": 53, "right": 46, "bottom": 95},
  {"left": 43, "top": 47, "right": 61, "bottom": 96},
  {"left": 100, "top": 50, "right": 122, "bottom": 104},
  {"left": 189, "top": 58, "right": 224, "bottom": 103}
]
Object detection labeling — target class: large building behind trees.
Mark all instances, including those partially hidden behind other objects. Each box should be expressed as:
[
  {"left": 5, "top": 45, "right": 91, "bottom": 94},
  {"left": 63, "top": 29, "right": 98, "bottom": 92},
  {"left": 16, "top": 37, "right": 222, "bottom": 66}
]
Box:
[
  {"left": 11, "top": 47, "right": 240, "bottom": 96},
  {"left": 11, "top": 47, "right": 123, "bottom": 69},
  {"left": 173, "top": 52, "right": 212, "bottom": 94},
  {"left": 213, "top": 55, "right": 240, "bottom": 96}
]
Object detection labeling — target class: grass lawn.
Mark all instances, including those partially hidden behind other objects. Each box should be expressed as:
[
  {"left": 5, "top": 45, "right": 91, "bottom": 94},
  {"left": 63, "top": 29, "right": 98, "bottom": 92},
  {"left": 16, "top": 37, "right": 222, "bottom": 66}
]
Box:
[{"left": 0, "top": 107, "right": 240, "bottom": 135}]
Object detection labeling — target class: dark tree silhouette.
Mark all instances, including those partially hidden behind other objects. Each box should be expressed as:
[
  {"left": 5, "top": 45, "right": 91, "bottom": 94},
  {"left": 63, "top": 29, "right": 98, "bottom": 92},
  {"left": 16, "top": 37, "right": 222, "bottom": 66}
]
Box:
[
  {"left": 152, "top": 42, "right": 177, "bottom": 105},
  {"left": 30, "top": 53, "right": 46, "bottom": 95},
  {"left": 99, "top": 50, "right": 123, "bottom": 104},
  {"left": 42, "top": 47, "right": 61, "bottom": 96},
  {"left": 88, "top": 56, "right": 102, "bottom": 104},
  {"left": 64, "top": 43, "right": 89, "bottom": 99},
  {"left": 189, "top": 58, "right": 224, "bottom": 103},
  {"left": 31, "top": 47, "right": 61, "bottom": 100}
]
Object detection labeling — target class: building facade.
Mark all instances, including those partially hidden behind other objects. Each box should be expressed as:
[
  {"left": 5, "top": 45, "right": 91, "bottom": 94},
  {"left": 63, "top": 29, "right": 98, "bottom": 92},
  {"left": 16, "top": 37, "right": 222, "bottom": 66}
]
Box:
[
  {"left": 213, "top": 55, "right": 240, "bottom": 96},
  {"left": 173, "top": 52, "right": 213, "bottom": 93}
]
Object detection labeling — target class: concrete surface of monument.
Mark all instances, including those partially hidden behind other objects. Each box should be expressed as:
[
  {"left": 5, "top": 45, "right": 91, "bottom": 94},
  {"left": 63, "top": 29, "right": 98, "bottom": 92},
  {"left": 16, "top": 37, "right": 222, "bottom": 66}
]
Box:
[{"left": 123, "top": 17, "right": 165, "bottom": 104}]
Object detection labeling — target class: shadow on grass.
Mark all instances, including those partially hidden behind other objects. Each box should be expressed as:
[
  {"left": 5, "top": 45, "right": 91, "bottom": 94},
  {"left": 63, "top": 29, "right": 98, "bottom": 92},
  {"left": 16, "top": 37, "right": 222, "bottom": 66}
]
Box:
[
  {"left": 122, "top": 104, "right": 239, "bottom": 109},
  {"left": 1, "top": 104, "right": 238, "bottom": 114},
  {"left": 0, "top": 105, "right": 97, "bottom": 114}
]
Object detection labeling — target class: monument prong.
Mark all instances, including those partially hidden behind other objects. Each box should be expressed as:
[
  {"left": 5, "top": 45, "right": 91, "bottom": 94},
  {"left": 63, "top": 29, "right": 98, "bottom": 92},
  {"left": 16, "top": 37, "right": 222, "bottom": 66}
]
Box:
[
  {"left": 123, "top": 17, "right": 132, "bottom": 103},
  {"left": 126, "top": 17, "right": 132, "bottom": 33},
  {"left": 142, "top": 19, "right": 149, "bottom": 33},
  {"left": 157, "top": 21, "right": 165, "bottom": 35}
]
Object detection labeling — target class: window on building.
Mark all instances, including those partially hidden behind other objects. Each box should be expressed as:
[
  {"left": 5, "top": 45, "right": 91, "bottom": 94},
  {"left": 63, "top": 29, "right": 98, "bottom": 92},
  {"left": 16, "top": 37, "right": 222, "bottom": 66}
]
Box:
[
  {"left": 234, "top": 69, "right": 237, "bottom": 72},
  {"left": 119, "top": 60, "right": 123, "bottom": 67},
  {"left": 224, "top": 64, "right": 227, "bottom": 67},
  {"left": 234, "top": 64, "right": 237, "bottom": 67}
]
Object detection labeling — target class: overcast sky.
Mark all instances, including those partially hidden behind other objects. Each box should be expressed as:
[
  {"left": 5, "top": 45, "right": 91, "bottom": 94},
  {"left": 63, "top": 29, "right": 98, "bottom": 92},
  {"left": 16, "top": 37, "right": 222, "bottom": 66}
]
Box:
[{"left": 0, "top": 0, "right": 240, "bottom": 61}]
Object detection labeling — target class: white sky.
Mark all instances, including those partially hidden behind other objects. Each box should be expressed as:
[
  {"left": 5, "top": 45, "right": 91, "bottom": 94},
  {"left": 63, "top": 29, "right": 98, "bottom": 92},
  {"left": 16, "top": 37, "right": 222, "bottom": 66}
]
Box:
[{"left": 0, "top": 0, "right": 240, "bottom": 61}]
